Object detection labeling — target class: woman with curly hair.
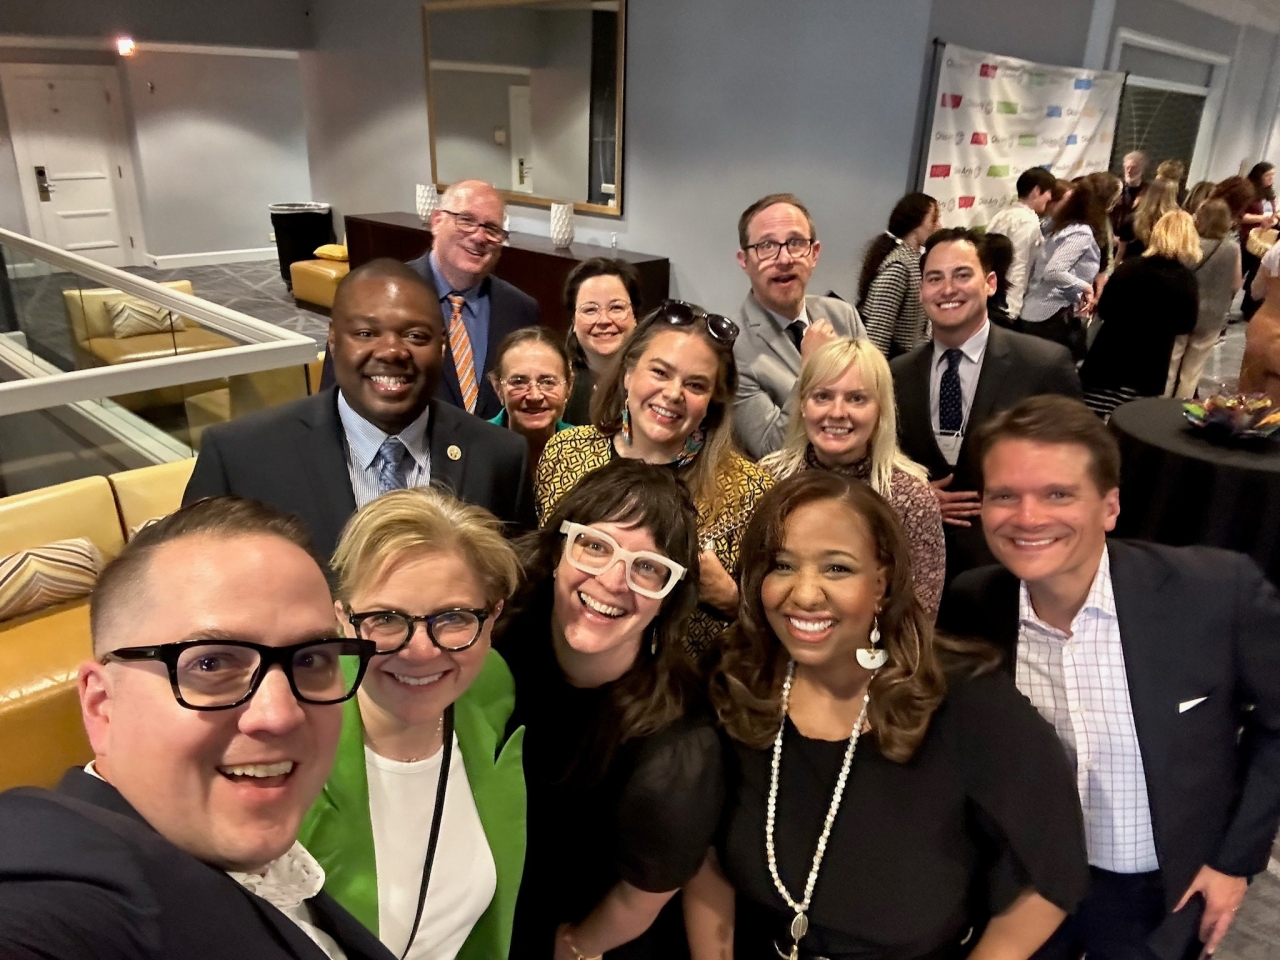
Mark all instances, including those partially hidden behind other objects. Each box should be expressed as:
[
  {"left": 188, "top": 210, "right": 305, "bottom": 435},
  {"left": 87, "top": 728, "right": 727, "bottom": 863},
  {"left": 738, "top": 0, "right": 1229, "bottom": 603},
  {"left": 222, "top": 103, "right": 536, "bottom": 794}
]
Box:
[{"left": 689, "top": 471, "right": 1088, "bottom": 960}]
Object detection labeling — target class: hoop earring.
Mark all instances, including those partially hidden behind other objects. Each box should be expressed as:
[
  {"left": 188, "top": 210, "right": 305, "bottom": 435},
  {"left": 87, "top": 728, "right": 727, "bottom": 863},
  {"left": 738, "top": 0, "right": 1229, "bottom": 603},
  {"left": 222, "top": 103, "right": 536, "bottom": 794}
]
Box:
[
  {"left": 620, "top": 406, "right": 634, "bottom": 445},
  {"left": 856, "top": 617, "right": 888, "bottom": 670}
]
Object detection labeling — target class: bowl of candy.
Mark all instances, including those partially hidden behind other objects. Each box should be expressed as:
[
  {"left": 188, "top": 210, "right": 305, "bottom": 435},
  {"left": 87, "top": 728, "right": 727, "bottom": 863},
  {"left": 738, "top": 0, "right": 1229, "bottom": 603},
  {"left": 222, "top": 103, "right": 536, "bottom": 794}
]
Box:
[{"left": 1182, "top": 394, "right": 1280, "bottom": 444}]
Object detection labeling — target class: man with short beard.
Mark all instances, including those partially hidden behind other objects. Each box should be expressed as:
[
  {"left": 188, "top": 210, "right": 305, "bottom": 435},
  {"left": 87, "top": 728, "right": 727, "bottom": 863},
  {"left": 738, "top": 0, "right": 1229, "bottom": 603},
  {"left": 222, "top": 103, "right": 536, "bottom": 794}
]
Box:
[
  {"left": 731, "top": 193, "right": 866, "bottom": 458},
  {"left": 184, "top": 258, "right": 534, "bottom": 556},
  {"left": 890, "top": 228, "right": 1079, "bottom": 580}
]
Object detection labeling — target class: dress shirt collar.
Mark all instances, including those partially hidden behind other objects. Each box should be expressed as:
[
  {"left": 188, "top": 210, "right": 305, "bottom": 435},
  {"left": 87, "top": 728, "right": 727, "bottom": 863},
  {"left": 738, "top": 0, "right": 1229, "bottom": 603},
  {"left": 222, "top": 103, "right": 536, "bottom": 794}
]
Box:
[
  {"left": 932, "top": 317, "right": 990, "bottom": 368},
  {"left": 83, "top": 762, "right": 327, "bottom": 912},
  {"left": 763, "top": 299, "right": 809, "bottom": 334},
  {"left": 1018, "top": 544, "right": 1117, "bottom": 639},
  {"left": 429, "top": 251, "right": 484, "bottom": 304},
  {"left": 337, "top": 391, "right": 431, "bottom": 473}
]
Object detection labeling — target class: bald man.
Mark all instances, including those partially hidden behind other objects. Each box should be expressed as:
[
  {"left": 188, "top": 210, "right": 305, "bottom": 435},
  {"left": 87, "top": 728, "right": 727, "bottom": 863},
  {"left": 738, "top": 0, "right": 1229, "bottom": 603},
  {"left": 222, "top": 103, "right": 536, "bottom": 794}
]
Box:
[
  {"left": 407, "top": 180, "right": 539, "bottom": 419},
  {"left": 184, "top": 258, "right": 536, "bottom": 556}
]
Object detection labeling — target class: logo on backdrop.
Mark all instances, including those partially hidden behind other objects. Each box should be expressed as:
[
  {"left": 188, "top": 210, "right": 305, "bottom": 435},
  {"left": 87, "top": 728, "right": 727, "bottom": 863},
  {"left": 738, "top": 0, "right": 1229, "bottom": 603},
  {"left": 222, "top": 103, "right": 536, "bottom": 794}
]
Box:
[
  {"left": 1046, "top": 105, "right": 1063, "bottom": 118},
  {"left": 1074, "top": 77, "right": 1093, "bottom": 90},
  {"left": 997, "top": 101, "right": 1019, "bottom": 114},
  {"left": 970, "top": 132, "right": 989, "bottom": 145},
  {"left": 987, "top": 165, "right": 1011, "bottom": 178},
  {"left": 930, "top": 164, "right": 952, "bottom": 179},
  {"left": 940, "top": 93, "right": 963, "bottom": 108},
  {"left": 980, "top": 63, "right": 998, "bottom": 78},
  {"left": 958, "top": 196, "right": 976, "bottom": 209}
]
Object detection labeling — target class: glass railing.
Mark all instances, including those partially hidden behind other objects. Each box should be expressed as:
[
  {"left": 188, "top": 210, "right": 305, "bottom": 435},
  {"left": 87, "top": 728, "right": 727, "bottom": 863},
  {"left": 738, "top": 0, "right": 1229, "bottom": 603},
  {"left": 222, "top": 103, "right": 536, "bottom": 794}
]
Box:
[{"left": 0, "top": 228, "right": 323, "bottom": 493}]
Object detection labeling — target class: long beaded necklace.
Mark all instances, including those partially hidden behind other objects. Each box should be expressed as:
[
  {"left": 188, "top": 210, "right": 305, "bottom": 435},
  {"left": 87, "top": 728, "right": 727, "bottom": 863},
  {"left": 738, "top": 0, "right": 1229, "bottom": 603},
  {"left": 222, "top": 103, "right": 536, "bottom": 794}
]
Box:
[{"left": 765, "top": 660, "right": 872, "bottom": 960}]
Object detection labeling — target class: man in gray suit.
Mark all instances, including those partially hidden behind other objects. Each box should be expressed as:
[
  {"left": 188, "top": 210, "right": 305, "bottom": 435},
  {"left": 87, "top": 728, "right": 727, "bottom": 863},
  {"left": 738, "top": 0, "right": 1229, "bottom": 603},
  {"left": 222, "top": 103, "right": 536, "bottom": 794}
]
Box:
[{"left": 731, "top": 193, "right": 866, "bottom": 458}]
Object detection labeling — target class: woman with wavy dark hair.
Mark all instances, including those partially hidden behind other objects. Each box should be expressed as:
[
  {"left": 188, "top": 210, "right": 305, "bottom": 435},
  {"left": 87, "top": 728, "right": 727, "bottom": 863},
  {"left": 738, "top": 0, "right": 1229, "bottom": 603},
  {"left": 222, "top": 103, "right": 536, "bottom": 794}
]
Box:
[
  {"left": 1239, "top": 163, "right": 1277, "bottom": 320},
  {"left": 497, "top": 458, "right": 724, "bottom": 960},
  {"left": 856, "top": 192, "right": 939, "bottom": 358},
  {"left": 690, "top": 471, "right": 1088, "bottom": 960}
]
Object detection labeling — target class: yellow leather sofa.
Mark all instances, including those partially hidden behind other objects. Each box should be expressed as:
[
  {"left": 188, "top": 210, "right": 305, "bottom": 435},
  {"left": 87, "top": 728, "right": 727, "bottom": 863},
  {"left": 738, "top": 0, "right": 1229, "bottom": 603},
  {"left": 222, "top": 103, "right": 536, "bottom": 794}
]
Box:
[
  {"left": 183, "top": 358, "right": 323, "bottom": 448},
  {"left": 291, "top": 258, "right": 349, "bottom": 310},
  {"left": 63, "top": 280, "right": 235, "bottom": 412},
  {"left": 0, "top": 459, "right": 196, "bottom": 791}
]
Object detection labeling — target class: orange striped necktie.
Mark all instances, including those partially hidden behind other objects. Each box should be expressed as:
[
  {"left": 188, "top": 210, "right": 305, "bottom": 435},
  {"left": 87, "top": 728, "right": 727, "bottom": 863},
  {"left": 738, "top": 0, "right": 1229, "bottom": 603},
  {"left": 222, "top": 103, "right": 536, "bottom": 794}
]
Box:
[{"left": 446, "top": 293, "right": 479, "bottom": 413}]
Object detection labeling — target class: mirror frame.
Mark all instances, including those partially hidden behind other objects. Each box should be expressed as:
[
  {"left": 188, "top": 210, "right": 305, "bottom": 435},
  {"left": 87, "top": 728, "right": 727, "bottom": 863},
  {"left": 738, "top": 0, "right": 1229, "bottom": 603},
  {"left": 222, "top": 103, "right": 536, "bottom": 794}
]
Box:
[{"left": 422, "top": 0, "right": 627, "bottom": 218}]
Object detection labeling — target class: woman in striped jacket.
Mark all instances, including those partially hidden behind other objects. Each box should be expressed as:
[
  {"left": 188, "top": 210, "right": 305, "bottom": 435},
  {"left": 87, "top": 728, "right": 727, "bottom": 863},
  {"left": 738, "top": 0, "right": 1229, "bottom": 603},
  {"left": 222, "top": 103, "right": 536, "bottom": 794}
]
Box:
[{"left": 856, "top": 193, "right": 939, "bottom": 359}]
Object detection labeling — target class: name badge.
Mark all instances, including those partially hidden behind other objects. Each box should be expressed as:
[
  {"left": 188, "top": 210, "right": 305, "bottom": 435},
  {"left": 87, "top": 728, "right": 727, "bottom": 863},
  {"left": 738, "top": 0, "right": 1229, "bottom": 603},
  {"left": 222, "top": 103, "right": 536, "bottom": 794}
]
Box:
[{"left": 937, "top": 431, "right": 964, "bottom": 466}]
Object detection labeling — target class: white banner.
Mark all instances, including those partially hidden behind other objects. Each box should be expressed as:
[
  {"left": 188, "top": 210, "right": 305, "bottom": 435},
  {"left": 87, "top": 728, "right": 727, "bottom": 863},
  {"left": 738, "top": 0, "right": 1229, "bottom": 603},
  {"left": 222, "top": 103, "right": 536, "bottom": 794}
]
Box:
[{"left": 924, "top": 44, "right": 1125, "bottom": 228}]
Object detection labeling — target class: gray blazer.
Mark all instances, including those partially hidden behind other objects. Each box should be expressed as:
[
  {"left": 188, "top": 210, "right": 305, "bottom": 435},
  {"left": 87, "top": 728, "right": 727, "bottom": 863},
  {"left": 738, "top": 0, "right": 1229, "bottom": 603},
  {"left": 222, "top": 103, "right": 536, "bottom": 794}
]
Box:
[{"left": 732, "top": 292, "right": 865, "bottom": 458}]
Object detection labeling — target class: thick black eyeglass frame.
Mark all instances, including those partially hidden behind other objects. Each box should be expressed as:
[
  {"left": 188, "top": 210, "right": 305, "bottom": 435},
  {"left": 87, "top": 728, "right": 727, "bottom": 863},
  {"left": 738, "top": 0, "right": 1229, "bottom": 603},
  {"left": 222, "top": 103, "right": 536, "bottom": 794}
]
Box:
[
  {"left": 649, "top": 299, "right": 740, "bottom": 346},
  {"left": 346, "top": 607, "right": 492, "bottom": 654},
  {"left": 438, "top": 209, "right": 510, "bottom": 243},
  {"left": 100, "top": 637, "right": 376, "bottom": 711},
  {"left": 742, "top": 236, "right": 816, "bottom": 262}
]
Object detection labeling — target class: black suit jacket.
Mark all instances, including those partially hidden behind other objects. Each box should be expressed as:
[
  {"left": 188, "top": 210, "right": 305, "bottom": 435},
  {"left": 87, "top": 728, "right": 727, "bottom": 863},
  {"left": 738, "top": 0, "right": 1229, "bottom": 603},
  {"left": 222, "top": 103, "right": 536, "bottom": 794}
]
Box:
[
  {"left": 406, "top": 253, "right": 540, "bottom": 420},
  {"left": 0, "top": 769, "right": 394, "bottom": 960},
  {"left": 940, "top": 540, "right": 1280, "bottom": 960},
  {"left": 890, "top": 323, "right": 1082, "bottom": 577},
  {"left": 183, "top": 388, "right": 536, "bottom": 558}
]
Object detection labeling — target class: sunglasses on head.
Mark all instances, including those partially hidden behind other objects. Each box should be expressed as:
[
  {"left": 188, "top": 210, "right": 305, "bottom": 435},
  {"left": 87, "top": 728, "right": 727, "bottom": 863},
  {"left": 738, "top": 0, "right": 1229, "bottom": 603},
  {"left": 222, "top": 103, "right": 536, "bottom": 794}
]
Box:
[{"left": 649, "top": 300, "right": 739, "bottom": 346}]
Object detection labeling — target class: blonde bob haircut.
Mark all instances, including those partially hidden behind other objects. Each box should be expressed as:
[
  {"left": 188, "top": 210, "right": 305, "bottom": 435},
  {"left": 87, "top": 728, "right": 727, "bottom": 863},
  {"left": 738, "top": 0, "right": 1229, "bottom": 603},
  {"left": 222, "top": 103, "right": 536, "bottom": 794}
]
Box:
[
  {"left": 761, "top": 337, "right": 927, "bottom": 495},
  {"left": 331, "top": 487, "right": 520, "bottom": 607},
  {"left": 1145, "top": 210, "right": 1203, "bottom": 269}
]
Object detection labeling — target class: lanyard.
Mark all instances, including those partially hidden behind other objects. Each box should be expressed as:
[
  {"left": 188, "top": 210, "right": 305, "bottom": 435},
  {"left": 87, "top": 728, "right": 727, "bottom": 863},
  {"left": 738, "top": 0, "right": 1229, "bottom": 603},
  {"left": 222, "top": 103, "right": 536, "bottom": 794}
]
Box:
[{"left": 400, "top": 703, "right": 455, "bottom": 960}]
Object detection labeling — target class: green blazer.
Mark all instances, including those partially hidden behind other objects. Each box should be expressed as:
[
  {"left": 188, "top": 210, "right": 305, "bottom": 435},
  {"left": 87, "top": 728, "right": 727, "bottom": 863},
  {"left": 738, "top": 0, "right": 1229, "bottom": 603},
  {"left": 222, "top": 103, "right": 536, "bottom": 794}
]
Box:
[{"left": 299, "top": 650, "right": 526, "bottom": 960}]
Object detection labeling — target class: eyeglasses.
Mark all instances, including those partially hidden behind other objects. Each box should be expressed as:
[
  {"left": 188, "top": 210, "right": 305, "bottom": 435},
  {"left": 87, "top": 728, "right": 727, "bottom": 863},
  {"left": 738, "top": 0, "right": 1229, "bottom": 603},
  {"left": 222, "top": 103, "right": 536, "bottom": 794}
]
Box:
[
  {"left": 438, "top": 209, "right": 509, "bottom": 244},
  {"left": 559, "top": 521, "right": 687, "bottom": 599},
  {"left": 650, "top": 299, "right": 739, "bottom": 346},
  {"left": 501, "top": 374, "right": 567, "bottom": 395},
  {"left": 743, "top": 237, "right": 815, "bottom": 262},
  {"left": 576, "top": 301, "right": 634, "bottom": 322},
  {"left": 100, "top": 638, "right": 375, "bottom": 711},
  {"left": 347, "top": 607, "right": 492, "bottom": 654}
]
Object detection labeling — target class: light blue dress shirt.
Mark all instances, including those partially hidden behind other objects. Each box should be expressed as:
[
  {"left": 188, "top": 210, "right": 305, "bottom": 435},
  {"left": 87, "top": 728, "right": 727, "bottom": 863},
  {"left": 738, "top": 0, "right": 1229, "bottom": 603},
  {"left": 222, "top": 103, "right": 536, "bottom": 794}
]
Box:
[
  {"left": 430, "top": 252, "right": 491, "bottom": 380},
  {"left": 336, "top": 392, "right": 432, "bottom": 508}
]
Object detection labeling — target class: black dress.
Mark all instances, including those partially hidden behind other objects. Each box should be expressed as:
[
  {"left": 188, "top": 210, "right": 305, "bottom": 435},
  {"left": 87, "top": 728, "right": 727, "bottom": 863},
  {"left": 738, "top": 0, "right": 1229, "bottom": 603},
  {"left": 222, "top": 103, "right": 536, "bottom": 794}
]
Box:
[
  {"left": 498, "top": 601, "right": 724, "bottom": 960},
  {"left": 562, "top": 360, "right": 596, "bottom": 426},
  {"left": 1081, "top": 255, "right": 1198, "bottom": 417},
  {"left": 720, "top": 671, "right": 1088, "bottom": 960}
]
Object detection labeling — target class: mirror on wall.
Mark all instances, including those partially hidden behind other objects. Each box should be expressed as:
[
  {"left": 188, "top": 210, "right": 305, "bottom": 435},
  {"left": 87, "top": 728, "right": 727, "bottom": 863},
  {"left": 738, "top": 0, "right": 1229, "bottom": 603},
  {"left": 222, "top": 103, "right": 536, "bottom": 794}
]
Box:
[{"left": 423, "top": 0, "right": 626, "bottom": 217}]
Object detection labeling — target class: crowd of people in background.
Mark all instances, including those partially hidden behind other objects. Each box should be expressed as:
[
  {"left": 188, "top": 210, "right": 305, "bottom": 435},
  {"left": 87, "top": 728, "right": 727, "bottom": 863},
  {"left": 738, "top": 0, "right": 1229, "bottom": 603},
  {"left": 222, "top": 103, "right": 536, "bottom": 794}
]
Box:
[{"left": 2, "top": 173, "right": 1279, "bottom": 960}]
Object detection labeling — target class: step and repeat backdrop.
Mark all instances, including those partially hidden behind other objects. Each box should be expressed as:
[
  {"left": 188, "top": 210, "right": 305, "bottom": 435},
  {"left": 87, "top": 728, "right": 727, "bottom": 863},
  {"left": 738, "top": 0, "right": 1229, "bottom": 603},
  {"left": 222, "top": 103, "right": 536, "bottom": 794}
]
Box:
[{"left": 923, "top": 44, "right": 1125, "bottom": 229}]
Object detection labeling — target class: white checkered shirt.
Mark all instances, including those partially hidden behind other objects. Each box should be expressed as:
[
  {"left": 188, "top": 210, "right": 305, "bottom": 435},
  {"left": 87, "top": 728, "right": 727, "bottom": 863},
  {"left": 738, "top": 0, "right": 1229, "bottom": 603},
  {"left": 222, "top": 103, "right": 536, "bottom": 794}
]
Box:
[{"left": 1016, "top": 547, "right": 1160, "bottom": 873}]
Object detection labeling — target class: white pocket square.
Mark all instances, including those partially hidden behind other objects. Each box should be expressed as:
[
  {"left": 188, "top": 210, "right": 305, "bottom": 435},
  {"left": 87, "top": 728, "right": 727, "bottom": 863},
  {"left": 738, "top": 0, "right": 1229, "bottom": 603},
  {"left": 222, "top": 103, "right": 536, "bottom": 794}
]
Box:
[{"left": 1179, "top": 697, "right": 1208, "bottom": 713}]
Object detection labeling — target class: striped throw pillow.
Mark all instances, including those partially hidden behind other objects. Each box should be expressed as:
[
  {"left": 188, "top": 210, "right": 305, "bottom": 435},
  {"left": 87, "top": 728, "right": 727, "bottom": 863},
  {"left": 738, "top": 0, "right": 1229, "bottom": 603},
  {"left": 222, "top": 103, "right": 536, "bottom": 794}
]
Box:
[
  {"left": 105, "top": 296, "right": 188, "bottom": 338},
  {"left": 0, "top": 537, "right": 105, "bottom": 622}
]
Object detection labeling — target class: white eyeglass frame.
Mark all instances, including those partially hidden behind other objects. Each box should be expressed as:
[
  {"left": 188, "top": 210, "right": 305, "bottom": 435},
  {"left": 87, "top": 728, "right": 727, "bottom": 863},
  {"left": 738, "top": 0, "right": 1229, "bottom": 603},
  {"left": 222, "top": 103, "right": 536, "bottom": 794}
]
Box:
[{"left": 558, "top": 521, "right": 687, "bottom": 599}]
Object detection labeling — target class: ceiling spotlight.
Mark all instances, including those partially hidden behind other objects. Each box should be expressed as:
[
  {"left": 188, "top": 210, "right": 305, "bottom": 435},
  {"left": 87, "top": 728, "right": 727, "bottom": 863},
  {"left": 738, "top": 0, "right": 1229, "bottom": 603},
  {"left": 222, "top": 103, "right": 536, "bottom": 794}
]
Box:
[{"left": 116, "top": 37, "right": 136, "bottom": 57}]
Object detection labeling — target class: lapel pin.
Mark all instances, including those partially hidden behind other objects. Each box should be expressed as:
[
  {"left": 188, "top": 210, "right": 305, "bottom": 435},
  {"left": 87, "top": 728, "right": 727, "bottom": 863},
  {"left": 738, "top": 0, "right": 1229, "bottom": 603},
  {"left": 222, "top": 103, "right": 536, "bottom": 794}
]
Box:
[{"left": 447, "top": 444, "right": 462, "bottom": 461}]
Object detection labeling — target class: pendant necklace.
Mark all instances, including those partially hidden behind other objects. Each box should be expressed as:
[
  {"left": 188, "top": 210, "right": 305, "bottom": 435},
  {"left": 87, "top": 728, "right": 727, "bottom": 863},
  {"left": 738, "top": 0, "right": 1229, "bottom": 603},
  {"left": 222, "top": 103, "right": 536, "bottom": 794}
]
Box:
[{"left": 765, "top": 660, "right": 872, "bottom": 960}]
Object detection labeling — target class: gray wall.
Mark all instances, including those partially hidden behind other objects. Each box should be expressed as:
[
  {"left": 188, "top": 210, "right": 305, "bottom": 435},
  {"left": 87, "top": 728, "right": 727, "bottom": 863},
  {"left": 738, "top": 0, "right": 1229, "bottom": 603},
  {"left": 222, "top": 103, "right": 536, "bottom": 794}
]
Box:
[
  {"left": 529, "top": 10, "right": 591, "bottom": 203},
  {"left": 0, "top": 0, "right": 312, "bottom": 49},
  {"left": 304, "top": 0, "right": 935, "bottom": 313},
  {"left": 927, "top": 0, "right": 1091, "bottom": 67},
  {"left": 122, "top": 51, "right": 312, "bottom": 256},
  {"left": 432, "top": 71, "right": 523, "bottom": 190}
]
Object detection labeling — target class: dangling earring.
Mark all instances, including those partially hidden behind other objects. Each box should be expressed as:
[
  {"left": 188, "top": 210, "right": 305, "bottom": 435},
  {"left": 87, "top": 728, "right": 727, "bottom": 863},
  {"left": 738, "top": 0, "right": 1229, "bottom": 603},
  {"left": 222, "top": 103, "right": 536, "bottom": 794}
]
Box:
[
  {"left": 856, "top": 616, "right": 888, "bottom": 670},
  {"left": 648, "top": 626, "right": 658, "bottom": 656},
  {"left": 673, "top": 426, "right": 705, "bottom": 468},
  {"left": 620, "top": 406, "right": 634, "bottom": 445}
]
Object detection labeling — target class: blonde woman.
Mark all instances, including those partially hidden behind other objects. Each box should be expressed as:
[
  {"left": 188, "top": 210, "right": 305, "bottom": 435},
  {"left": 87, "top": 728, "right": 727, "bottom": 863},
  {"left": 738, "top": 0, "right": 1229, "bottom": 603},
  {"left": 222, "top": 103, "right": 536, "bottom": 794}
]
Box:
[
  {"left": 300, "top": 488, "right": 525, "bottom": 960},
  {"left": 1082, "top": 210, "right": 1201, "bottom": 418},
  {"left": 1119, "top": 177, "right": 1180, "bottom": 261},
  {"left": 760, "top": 337, "right": 944, "bottom": 616}
]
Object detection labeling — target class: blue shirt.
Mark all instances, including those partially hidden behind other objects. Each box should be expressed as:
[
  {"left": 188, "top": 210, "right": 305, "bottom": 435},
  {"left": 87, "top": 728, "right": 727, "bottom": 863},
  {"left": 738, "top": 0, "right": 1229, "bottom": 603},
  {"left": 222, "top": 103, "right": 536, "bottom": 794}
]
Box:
[
  {"left": 430, "top": 252, "right": 491, "bottom": 381},
  {"left": 336, "top": 392, "right": 432, "bottom": 508}
]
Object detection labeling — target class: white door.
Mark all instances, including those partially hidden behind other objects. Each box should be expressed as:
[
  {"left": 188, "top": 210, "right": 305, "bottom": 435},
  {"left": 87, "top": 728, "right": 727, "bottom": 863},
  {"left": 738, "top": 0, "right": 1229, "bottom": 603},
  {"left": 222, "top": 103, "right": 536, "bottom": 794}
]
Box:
[
  {"left": 0, "top": 65, "right": 141, "bottom": 266},
  {"left": 509, "top": 85, "right": 534, "bottom": 195}
]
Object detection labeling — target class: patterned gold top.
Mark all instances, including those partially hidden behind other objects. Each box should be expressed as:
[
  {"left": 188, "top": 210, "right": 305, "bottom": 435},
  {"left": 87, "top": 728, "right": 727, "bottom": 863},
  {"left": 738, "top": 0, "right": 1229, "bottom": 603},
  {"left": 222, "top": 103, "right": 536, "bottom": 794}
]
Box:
[{"left": 535, "top": 425, "right": 774, "bottom": 659}]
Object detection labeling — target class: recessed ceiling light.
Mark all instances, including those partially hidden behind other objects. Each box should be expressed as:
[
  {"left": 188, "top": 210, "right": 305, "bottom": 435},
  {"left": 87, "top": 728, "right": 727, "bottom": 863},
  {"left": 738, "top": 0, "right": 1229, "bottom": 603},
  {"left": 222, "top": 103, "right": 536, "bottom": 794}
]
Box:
[{"left": 116, "top": 37, "right": 136, "bottom": 57}]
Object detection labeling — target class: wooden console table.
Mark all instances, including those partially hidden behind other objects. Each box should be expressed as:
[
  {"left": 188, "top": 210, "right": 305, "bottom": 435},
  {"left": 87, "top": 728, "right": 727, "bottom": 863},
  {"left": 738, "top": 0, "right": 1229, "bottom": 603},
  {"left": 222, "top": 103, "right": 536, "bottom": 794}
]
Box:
[{"left": 344, "top": 212, "right": 670, "bottom": 335}]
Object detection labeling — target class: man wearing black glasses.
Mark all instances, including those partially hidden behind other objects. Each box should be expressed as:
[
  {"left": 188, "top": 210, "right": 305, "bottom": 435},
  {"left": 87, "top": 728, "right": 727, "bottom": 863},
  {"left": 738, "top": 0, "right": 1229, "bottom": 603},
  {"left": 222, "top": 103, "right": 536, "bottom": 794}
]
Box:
[
  {"left": 732, "top": 192, "right": 867, "bottom": 459},
  {"left": 408, "top": 179, "right": 539, "bottom": 420},
  {"left": 0, "top": 497, "right": 394, "bottom": 960}
]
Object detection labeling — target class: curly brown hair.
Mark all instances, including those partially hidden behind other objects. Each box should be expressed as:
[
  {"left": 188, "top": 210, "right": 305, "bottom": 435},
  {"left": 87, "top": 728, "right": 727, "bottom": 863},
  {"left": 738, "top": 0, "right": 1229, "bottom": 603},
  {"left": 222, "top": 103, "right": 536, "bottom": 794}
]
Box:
[{"left": 709, "top": 471, "right": 995, "bottom": 762}]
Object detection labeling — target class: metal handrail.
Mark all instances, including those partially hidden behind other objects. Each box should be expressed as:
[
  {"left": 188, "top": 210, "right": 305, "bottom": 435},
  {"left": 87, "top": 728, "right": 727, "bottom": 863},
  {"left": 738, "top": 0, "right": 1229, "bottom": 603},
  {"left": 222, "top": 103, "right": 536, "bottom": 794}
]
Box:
[{"left": 0, "top": 228, "right": 319, "bottom": 416}]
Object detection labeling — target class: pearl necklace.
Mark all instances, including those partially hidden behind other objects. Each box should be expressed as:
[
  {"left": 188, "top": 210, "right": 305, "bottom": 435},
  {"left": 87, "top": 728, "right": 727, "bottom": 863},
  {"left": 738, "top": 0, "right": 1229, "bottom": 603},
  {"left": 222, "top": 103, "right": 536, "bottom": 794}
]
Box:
[{"left": 765, "top": 660, "right": 871, "bottom": 959}]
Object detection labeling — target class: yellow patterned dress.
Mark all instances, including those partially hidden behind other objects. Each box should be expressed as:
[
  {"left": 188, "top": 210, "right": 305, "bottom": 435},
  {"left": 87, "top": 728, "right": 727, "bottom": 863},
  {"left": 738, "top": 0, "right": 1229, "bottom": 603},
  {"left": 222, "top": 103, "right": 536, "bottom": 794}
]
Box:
[{"left": 534, "top": 425, "right": 774, "bottom": 659}]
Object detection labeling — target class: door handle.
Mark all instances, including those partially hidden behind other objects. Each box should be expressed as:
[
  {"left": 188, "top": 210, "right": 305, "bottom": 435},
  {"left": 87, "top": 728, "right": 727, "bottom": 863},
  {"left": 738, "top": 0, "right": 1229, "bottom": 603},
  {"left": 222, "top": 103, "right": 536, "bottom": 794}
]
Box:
[
  {"left": 34, "top": 166, "right": 55, "bottom": 201},
  {"left": 518, "top": 158, "right": 531, "bottom": 185}
]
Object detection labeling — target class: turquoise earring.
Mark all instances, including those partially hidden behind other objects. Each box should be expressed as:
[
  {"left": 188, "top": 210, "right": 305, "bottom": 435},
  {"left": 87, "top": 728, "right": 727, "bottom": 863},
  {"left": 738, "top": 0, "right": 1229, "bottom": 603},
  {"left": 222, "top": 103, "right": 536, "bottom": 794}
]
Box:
[{"left": 620, "top": 406, "right": 634, "bottom": 445}]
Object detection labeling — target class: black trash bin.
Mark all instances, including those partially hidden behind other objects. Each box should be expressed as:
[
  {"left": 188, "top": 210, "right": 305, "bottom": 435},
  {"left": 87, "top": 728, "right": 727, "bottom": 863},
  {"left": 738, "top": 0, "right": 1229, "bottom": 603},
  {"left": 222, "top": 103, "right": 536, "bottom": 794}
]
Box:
[{"left": 269, "top": 201, "right": 334, "bottom": 290}]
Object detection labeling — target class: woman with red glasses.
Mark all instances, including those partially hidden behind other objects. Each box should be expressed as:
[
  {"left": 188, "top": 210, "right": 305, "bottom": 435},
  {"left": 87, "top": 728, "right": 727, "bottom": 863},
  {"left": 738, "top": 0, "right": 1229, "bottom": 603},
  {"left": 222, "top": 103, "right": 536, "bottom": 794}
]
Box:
[
  {"left": 497, "top": 459, "right": 723, "bottom": 960},
  {"left": 535, "top": 300, "right": 773, "bottom": 662}
]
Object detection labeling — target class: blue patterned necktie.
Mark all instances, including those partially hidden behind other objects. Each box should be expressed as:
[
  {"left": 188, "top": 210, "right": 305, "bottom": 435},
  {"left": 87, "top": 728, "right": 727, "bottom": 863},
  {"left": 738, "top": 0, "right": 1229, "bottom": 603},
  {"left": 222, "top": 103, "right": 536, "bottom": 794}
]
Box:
[
  {"left": 374, "top": 436, "right": 409, "bottom": 494},
  {"left": 939, "top": 348, "right": 964, "bottom": 434}
]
